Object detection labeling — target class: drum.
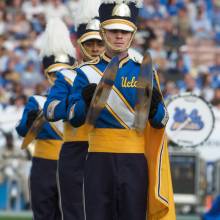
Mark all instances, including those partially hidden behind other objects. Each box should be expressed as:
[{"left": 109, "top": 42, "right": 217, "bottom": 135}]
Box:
[{"left": 166, "top": 93, "right": 215, "bottom": 147}]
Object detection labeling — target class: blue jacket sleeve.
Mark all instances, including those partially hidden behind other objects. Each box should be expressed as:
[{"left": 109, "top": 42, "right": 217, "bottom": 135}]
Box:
[
  {"left": 16, "top": 97, "right": 39, "bottom": 137},
  {"left": 43, "top": 72, "right": 72, "bottom": 121},
  {"left": 67, "top": 69, "right": 90, "bottom": 127}
]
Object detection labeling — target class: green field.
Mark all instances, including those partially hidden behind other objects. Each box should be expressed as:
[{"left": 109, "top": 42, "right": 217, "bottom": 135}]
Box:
[
  {"left": 0, "top": 212, "right": 201, "bottom": 220},
  {"left": 0, "top": 212, "right": 31, "bottom": 220}
]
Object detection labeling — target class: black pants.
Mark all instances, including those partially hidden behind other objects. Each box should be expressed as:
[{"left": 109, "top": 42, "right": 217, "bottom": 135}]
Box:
[
  {"left": 30, "top": 157, "right": 61, "bottom": 220},
  {"left": 58, "top": 141, "right": 88, "bottom": 220},
  {"left": 84, "top": 153, "right": 148, "bottom": 220}
]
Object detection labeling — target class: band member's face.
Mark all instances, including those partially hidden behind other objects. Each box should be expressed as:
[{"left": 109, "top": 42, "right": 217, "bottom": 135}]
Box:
[
  {"left": 105, "top": 29, "right": 132, "bottom": 51},
  {"left": 83, "top": 39, "right": 104, "bottom": 58}
]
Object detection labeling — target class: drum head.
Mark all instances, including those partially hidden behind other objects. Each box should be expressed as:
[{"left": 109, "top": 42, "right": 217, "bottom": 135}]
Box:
[{"left": 166, "top": 93, "right": 215, "bottom": 147}]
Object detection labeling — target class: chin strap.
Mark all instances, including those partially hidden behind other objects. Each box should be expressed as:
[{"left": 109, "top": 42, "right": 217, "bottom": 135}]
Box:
[
  {"left": 100, "top": 26, "right": 136, "bottom": 53},
  {"left": 77, "top": 40, "right": 94, "bottom": 61}
]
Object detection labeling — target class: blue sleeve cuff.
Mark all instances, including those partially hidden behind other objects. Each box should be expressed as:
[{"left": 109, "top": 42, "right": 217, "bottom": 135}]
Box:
[
  {"left": 16, "top": 120, "right": 28, "bottom": 137},
  {"left": 43, "top": 73, "right": 71, "bottom": 121},
  {"left": 149, "top": 102, "right": 169, "bottom": 129},
  {"left": 44, "top": 99, "right": 68, "bottom": 121}
]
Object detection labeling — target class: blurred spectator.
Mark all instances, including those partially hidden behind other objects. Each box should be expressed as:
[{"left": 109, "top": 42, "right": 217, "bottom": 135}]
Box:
[
  {"left": 180, "top": 74, "right": 201, "bottom": 95},
  {"left": 166, "top": 52, "right": 189, "bottom": 77},
  {"left": 14, "top": 39, "right": 40, "bottom": 71},
  {"left": 22, "top": 0, "right": 45, "bottom": 21},
  {"left": 164, "top": 21, "right": 185, "bottom": 50},
  {"left": 197, "top": 66, "right": 214, "bottom": 101},
  {"left": 185, "top": 0, "right": 197, "bottom": 23},
  {"left": 148, "top": 38, "right": 167, "bottom": 70},
  {"left": 136, "top": 18, "right": 156, "bottom": 50},
  {"left": 209, "top": 52, "right": 220, "bottom": 88},
  {"left": 139, "top": 0, "right": 168, "bottom": 20},
  {"left": 0, "top": 45, "right": 9, "bottom": 73},
  {"left": 66, "top": 0, "right": 80, "bottom": 19},
  {"left": 176, "top": 6, "right": 191, "bottom": 38},
  {"left": 20, "top": 60, "right": 44, "bottom": 88},
  {"left": 166, "top": 0, "right": 185, "bottom": 17},
  {"left": 44, "top": 0, "right": 70, "bottom": 20},
  {"left": 191, "top": 4, "right": 213, "bottom": 39},
  {"left": 7, "top": 12, "right": 31, "bottom": 39},
  {"left": 6, "top": 0, "right": 23, "bottom": 17},
  {"left": 163, "top": 80, "right": 179, "bottom": 99},
  {"left": 0, "top": 11, "right": 7, "bottom": 35},
  {"left": 211, "top": 88, "right": 220, "bottom": 108}
]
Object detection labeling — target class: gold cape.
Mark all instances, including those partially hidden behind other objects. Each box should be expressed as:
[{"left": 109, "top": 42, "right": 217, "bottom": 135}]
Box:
[{"left": 144, "top": 124, "right": 176, "bottom": 220}]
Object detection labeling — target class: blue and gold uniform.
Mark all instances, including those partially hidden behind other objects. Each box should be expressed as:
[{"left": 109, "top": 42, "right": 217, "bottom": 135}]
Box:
[
  {"left": 68, "top": 0, "right": 176, "bottom": 218},
  {"left": 67, "top": 53, "right": 172, "bottom": 220},
  {"left": 16, "top": 95, "right": 62, "bottom": 220},
  {"left": 43, "top": 68, "right": 89, "bottom": 220},
  {"left": 43, "top": 2, "right": 104, "bottom": 218},
  {"left": 17, "top": 17, "right": 77, "bottom": 220},
  {"left": 67, "top": 0, "right": 175, "bottom": 218},
  {"left": 69, "top": 54, "right": 167, "bottom": 130}
]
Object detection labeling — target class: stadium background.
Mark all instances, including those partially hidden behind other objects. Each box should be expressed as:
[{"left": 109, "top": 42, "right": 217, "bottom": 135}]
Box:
[{"left": 1, "top": 0, "right": 220, "bottom": 219}]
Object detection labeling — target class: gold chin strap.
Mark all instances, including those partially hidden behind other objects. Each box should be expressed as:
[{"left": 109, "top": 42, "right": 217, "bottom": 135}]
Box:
[
  {"left": 77, "top": 39, "right": 94, "bottom": 61},
  {"left": 46, "top": 73, "right": 55, "bottom": 86},
  {"left": 100, "top": 26, "right": 136, "bottom": 53}
]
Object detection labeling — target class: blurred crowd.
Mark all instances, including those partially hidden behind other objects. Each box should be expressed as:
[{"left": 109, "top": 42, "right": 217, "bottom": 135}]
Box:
[
  {"left": 0, "top": 0, "right": 220, "bottom": 114},
  {"left": 1, "top": 0, "right": 220, "bottom": 210}
]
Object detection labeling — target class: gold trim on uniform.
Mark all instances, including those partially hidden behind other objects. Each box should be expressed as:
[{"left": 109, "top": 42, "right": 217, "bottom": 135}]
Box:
[
  {"left": 78, "top": 57, "right": 100, "bottom": 68},
  {"left": 90, "top": 64, "right": 135, "bottom": 114},
  {"left": 64, "top": 76, "right": 73, "bottom": 85},
  {"left": 102, "top": 53, "right": 111, "bottom": 62},
  {"left": 47, "top": 100, "right": 60, "bottom": 120},
  {"left": 34, "top": 139, "right": 62, "bottom": 160},
  {"left": 101, "top": 53, "right": 129, "bottom": 68},
  {"left": 101, "top": 19, "right": 137, "bottom": 32},
  {"left": 105, "top": 104, "right": 129, "bottom": 129},
  {"left": 45, "top": 63, "right": 72, "bottom": 75},
  {"left": 45, "top": 63, "right": 73, "bottom": 85},
  {"left": 49, "top": 122, "right": 63, "bottom": 139},
  {"left": 78, "top": 31, "right": 102, "bottom": 43},
  {"left": 89, "top": 128, "right": 145, "bottom": 153},
  {"left": 119, "top": 56, "right": 130, "bottom": 68},
  {"left": 63, "top": 122, "right": 89, "bottom": 142},
  {"left": 113, "top": 86, "right": 135, "bottom": 113}
]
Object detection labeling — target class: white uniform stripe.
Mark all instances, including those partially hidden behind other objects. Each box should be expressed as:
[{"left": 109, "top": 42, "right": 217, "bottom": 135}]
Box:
[
  {"left": 60, "top": 69, "right": 77, "bottom": 84},
  {"left": 81, "top": 65, "right": 101, "bottom": 84},
  {"left": 80, "top": 65, "right": 135, "bottom": 128},
  {"left": 33, "top": 95, "right": 46, "bottom": 109},
  {"left": 57, "top": 162, "right": 65, "bottom": 220},
  {"left": 107, "top": 90, "right": 134, "bottom": 128}
]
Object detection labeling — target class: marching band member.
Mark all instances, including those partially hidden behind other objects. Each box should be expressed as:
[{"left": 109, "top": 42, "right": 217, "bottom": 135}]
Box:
[
  {"left": 16, "top": 17, "right": 75, "bottom": 220},
  {"left": 43, "top": 3, "right": 104, "bottom": 219},
  {"left": 68, "top": 0, "right": 175, "bottom": 219}
]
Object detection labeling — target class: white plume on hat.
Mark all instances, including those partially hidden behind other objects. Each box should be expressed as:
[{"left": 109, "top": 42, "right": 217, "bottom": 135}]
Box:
[
  {"left": 101, "top": 0, "right": 143, "bottom": 8},
  {"left": 40, "top": 17, "right": 76, "bottom": 58},
  {"left": 73, "top": 0, "right": 101, "bottom": 28}
]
